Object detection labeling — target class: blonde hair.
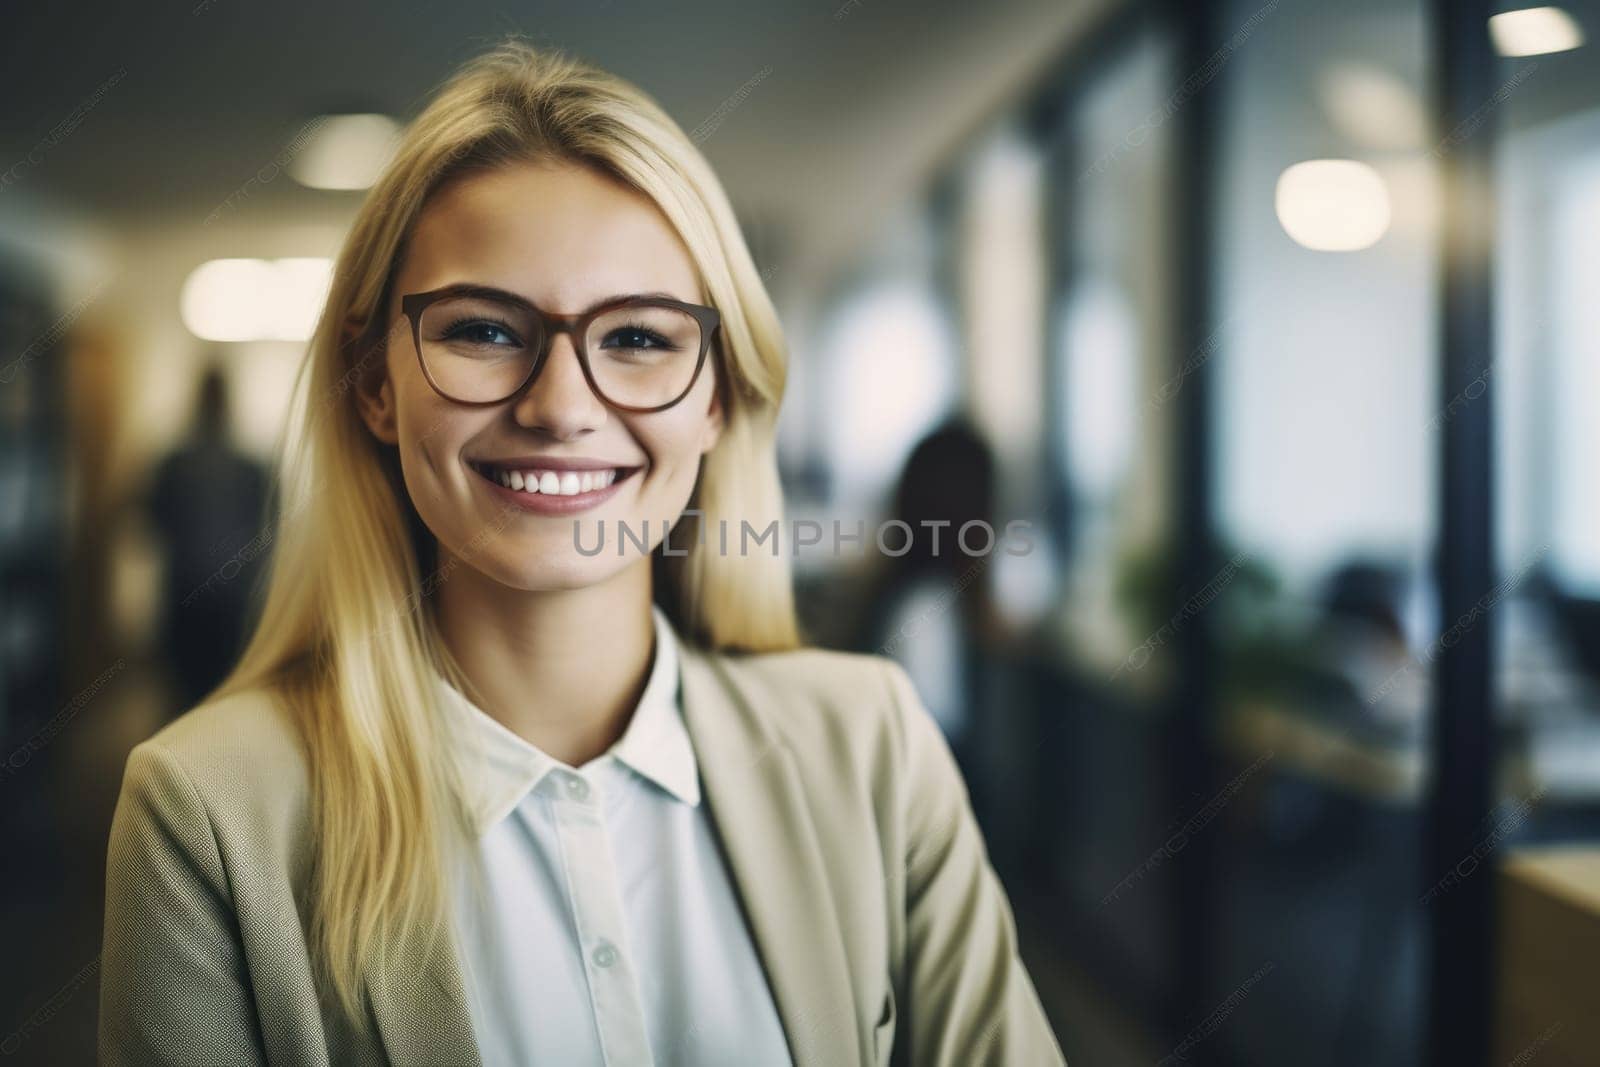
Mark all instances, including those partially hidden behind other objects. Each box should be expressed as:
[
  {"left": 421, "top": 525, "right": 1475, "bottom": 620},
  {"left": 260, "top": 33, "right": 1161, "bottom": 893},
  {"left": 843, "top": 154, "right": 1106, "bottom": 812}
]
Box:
[{"left": 205, "top": 37, "right": 800, "bottom": 1030}]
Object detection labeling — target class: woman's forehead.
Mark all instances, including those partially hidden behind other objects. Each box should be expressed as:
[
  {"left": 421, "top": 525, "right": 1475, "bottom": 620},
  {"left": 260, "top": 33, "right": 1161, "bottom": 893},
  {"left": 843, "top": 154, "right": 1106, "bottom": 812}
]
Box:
[{"left": 403, "top": 160, "right": 703, "bottom": 306}]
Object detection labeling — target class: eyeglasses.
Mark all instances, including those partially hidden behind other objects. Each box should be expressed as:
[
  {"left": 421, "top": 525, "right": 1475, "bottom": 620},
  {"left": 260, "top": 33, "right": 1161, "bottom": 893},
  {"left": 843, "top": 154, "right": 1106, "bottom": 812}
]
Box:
[{"left": 398, "top": 284, "right": 721, "bottom": 412}]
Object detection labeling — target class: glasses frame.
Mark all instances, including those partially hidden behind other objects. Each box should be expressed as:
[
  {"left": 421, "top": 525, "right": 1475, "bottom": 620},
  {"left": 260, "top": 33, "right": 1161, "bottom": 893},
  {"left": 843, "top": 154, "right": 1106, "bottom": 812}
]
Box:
[{"left": 398, "top": 283, "right": 722, "bottom": 412}]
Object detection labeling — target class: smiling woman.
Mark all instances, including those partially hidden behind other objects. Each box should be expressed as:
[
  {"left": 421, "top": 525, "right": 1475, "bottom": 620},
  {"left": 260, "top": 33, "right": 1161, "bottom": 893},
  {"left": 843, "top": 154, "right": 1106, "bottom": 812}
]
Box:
[{"left": 97, "top": 37, "right": 1064, "bottom": 1067}]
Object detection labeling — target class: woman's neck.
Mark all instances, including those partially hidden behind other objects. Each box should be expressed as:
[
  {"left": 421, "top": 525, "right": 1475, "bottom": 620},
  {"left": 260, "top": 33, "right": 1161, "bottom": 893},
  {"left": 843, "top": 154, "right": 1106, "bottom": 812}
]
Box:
[{"left": 433, "top": 554, "right": 657, "bottom": 767}]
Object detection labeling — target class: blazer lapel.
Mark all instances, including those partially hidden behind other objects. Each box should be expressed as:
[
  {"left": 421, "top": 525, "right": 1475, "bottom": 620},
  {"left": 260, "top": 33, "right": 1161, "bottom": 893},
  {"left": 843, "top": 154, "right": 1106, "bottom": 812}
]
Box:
[
  {"left": 679, "top": 641, "right": 864, "bottom": 1067},
  {"left": 367, "top": 913, "right": 483, "bottom": 1065}
]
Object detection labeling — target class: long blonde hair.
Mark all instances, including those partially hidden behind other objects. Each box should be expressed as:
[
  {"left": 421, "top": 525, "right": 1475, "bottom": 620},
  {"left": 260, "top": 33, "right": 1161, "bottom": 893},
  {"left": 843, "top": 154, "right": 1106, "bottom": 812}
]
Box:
[{"left": 206, "top": 37, "right": 800, "bottom": 1030}]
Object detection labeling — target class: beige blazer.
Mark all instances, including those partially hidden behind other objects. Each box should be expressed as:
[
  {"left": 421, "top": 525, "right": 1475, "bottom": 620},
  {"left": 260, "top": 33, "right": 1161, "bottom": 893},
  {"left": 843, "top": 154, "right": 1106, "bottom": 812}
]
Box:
[{"left": 99, "top": 635, "right": 1066, "bottom": 1066}]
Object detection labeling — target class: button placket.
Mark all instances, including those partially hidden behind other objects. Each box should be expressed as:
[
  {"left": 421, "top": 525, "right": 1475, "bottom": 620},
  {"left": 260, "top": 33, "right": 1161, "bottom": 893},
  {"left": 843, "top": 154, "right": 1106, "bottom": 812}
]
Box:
[{"left": 550, "top": 769, "right": 653, "bottom": 1066}]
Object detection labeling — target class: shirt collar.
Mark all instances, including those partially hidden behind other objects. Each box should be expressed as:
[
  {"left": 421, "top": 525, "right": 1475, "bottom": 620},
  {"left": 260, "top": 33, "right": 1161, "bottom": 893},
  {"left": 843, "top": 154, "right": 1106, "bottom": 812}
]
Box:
[{"left": 438, "top": 602, "right": 700, "bottom": 836}]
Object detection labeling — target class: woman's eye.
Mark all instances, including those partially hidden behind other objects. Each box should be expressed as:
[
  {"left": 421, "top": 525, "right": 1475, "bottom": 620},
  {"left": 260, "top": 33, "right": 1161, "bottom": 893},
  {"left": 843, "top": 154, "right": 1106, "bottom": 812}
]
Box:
[
  {"left": 448, "top": 321, "right": 518, "bottom": 346},
  {"left": 602, "top": 327, "right": 670, "bottom": 350}
]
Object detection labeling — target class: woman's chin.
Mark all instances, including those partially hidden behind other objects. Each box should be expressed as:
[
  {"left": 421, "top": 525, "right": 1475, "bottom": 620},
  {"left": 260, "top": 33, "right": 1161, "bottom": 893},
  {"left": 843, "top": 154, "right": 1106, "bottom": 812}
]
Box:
[{"left": 479, "top": 553, "right": 634, "bottom": 593}]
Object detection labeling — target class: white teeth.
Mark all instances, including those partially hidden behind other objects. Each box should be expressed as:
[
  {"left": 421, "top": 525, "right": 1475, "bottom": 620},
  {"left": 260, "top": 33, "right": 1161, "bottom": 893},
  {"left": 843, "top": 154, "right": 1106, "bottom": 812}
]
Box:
[{"left": 481, "top": 463, "right": 622, "bottom": 495}]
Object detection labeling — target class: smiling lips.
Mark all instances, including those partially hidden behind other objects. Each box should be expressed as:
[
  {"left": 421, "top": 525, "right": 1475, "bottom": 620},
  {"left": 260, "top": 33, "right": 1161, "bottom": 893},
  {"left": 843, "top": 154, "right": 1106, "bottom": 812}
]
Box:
[{"left": 469, "top": 461, "right": 638, "bottom": 497}]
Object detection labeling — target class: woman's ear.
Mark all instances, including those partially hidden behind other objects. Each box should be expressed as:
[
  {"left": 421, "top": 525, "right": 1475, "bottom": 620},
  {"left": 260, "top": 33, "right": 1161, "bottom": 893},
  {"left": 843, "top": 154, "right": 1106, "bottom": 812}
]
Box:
[
  {"left": 698, "top": 376, "right": 725, "bottom": 455},
  {"left": 347, "top": 316, "right": 400, "bottom": 446}
]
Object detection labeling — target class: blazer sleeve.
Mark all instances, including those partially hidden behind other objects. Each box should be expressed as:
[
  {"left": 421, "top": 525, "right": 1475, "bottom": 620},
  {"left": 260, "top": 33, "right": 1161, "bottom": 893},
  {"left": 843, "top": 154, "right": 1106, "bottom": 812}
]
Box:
[
  {"left": 883, "top": 658, "right": 1067, "bottom": 1067},
  {"left": 99, "top": 739, "right": 269, "bottom": 1066}
]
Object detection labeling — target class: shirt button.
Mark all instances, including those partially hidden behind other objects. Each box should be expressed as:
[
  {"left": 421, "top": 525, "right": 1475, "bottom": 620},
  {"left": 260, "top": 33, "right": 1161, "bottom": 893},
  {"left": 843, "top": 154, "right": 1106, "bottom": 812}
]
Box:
[
  {"left": 565, "top": 775, "right": 591, "bottom": 802},
  {"left": 592, "top": 941, "right": 618, "bottom": 968}
]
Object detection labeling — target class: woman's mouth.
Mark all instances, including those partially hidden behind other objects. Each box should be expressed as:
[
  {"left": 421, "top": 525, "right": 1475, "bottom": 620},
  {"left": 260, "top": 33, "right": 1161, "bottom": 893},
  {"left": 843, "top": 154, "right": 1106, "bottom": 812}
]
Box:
[{"left": 467, "top": 460, "right": 642, "bottom": 514}]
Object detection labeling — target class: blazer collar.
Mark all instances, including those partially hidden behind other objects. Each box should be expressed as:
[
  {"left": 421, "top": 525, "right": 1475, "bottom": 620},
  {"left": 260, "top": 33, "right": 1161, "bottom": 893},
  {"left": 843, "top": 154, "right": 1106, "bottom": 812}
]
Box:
[{"left": 368, "top": 615, "right": 862, "bottom": 1067}]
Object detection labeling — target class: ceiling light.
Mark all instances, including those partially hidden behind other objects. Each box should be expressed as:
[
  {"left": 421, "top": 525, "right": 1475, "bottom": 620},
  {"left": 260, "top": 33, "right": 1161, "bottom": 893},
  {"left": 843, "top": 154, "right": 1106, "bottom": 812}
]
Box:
[
  {"left": 181, "top": 257, "right": 334, "bottom": 342},
  {"left": 1489, "top": 7, "right": 1584, "bottom": 57},
  {"left": 1275, "top": 160, "right": 1392, "bottom": 252},
  {"left": 288, "top": 113, "right": 401, "bottom": 190}
]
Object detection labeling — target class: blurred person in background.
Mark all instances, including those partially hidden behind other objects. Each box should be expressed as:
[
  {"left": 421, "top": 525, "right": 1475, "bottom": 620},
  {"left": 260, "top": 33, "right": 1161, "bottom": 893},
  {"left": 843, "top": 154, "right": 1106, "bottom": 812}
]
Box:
[
  {"left": 850, "top": 416, "right": 1003, "bottom": 824},
  {"left": 141, "top": 357, "right": 271, "bottom": 715},
  {"left": 1313, "top": 559, "right": 1424, "bottom": 740},
  {"left": 97, "top": 40, "right": 1065, "bottom": 1067}
]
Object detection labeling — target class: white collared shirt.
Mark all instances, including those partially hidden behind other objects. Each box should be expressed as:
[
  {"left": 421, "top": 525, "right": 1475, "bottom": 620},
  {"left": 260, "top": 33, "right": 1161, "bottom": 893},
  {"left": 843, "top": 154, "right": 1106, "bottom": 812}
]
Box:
[{"left": 438, "top": 603, "right": 793, "bottom": 1067}]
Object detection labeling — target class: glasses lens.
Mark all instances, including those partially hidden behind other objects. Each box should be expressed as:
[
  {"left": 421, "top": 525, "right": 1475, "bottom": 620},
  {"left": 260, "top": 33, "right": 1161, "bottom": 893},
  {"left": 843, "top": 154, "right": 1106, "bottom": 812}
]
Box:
[
  {"left": 584, "top": 302, "right": 704, "bottom": 408},
  {"left": 417, "top": 294, "right": 542, "bottom": 402}
]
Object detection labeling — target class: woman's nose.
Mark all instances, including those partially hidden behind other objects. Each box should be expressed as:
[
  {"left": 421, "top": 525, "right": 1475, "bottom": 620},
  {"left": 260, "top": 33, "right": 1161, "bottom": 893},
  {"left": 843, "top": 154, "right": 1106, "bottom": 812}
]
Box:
[{"left": 511, "top": 332, "right": 607, "bottom": 437}]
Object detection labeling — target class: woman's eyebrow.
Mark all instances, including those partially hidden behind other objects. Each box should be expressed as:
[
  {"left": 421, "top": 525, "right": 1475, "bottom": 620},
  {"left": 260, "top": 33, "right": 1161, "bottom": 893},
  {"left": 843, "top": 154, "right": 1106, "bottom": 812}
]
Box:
[{"left": 451, "top": 282, "right": 689, "bottom": 313}]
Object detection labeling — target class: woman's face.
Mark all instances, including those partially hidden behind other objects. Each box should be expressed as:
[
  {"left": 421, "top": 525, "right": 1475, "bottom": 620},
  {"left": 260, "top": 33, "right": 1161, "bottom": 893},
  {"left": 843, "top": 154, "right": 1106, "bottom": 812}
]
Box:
[{"left": 355, "top": 159, "right": 724, "bottom": 590}]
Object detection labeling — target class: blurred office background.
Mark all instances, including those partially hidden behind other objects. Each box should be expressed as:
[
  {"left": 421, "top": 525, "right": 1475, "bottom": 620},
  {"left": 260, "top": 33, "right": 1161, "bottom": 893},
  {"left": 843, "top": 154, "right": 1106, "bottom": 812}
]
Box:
[{"left": 3, "top": 0, "right": 1598, "bottom": 1064}]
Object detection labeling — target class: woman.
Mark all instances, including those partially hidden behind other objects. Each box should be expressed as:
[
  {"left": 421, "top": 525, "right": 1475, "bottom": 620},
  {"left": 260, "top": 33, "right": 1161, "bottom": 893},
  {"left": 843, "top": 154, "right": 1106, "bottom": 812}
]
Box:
[{"left": 98, "top": 39, "right": 1064, "bottom": 1067}]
